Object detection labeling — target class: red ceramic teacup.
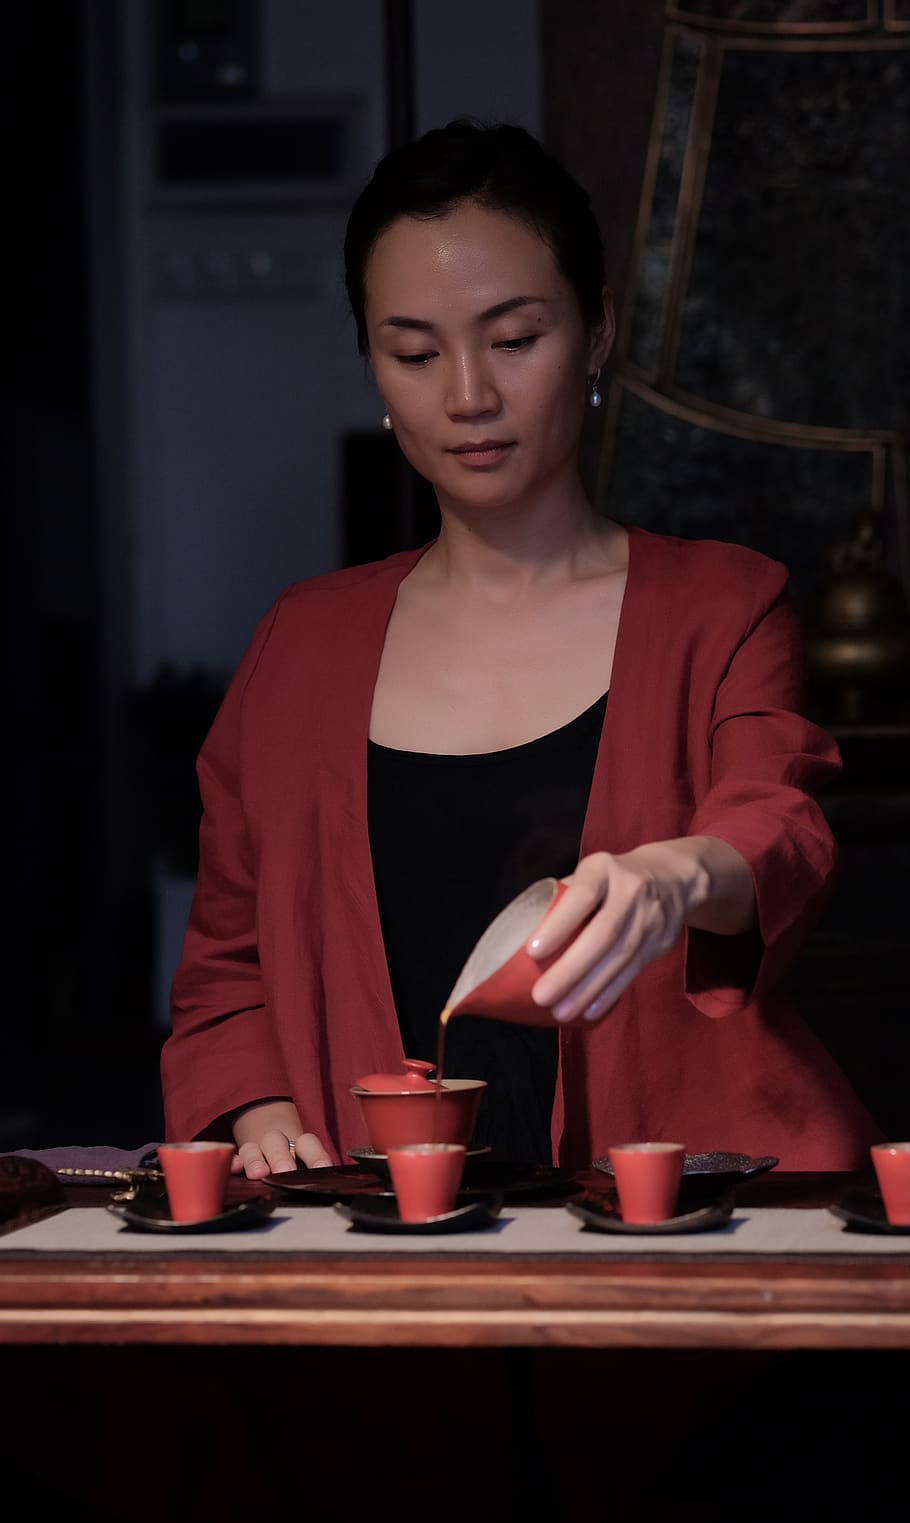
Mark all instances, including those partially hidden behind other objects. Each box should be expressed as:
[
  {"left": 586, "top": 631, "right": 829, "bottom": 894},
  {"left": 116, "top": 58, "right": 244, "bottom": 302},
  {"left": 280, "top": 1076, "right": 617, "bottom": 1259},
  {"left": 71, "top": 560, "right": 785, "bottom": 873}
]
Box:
[
  {"left": 870, "top": 1142, "right": 910, "bottom": 1225},
  {"left": 157, "top": 1141, "right": 235, "bottom": 1223},
  {"left": 607, "top": 1142, "right": 686, "bottom": 1224},
  {"left": 386, "top": 1142, "right": 467, "bottom": 1221}
]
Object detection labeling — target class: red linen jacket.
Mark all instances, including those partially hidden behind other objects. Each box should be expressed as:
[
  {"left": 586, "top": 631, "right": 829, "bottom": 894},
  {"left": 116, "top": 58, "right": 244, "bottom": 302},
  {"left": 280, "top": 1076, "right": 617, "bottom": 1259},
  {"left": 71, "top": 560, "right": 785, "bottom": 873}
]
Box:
[{"left": 161, "top": 526, "right": 883, "bottom": 1169}]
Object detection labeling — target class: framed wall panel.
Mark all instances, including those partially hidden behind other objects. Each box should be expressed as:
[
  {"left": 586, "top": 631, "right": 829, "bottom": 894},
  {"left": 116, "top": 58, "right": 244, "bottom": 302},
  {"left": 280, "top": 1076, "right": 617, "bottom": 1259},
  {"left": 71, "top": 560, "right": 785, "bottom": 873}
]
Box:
[{"left": 598, "top": 2, "right": 909, "bottom": 607}]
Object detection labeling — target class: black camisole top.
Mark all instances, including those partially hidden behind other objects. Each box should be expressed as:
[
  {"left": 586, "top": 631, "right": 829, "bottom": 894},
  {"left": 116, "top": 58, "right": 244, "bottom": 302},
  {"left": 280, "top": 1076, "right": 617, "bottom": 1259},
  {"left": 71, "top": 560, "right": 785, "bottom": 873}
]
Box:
[{"left": 367, "top": 691, "right": 607, "bottom": 1162}]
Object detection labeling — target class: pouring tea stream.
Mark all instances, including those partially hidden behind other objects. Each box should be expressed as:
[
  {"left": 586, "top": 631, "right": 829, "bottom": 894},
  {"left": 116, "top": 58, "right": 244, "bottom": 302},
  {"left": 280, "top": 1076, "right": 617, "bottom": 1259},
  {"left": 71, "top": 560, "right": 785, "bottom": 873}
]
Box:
[{"left": 353, "top": 878, "right": 576, "bottom": 1147}]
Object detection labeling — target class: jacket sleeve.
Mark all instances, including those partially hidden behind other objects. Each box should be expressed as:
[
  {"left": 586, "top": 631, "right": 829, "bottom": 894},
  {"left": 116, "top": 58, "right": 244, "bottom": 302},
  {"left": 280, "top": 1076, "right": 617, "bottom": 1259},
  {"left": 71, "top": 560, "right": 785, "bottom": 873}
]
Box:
[
  {"left": 159, "top": 591, "right": 296, "bottom": 1140},
  {"left": 684, "top": 568, "right": 841, "bottom": 1016}
]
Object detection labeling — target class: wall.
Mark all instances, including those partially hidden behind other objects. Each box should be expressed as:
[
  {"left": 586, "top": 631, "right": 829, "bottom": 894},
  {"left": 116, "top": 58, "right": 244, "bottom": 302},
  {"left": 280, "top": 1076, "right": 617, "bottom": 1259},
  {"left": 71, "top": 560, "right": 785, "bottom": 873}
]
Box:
[{"left": 102, "top": 0, "right": 541, "bottom": 689}]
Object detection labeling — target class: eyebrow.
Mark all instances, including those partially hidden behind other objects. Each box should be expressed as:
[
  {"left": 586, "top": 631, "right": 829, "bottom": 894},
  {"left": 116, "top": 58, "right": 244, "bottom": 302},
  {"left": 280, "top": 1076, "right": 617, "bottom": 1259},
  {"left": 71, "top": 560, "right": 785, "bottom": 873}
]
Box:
[{"left": 377, "top": 295, "right": 549, "bottom": 332}]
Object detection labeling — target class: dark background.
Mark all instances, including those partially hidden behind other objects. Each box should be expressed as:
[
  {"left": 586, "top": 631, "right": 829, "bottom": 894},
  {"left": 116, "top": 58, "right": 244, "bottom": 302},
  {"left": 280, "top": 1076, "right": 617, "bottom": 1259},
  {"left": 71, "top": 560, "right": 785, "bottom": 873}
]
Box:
[{"left": 3, "top": 1, "right": 908, "bottom": 1153}]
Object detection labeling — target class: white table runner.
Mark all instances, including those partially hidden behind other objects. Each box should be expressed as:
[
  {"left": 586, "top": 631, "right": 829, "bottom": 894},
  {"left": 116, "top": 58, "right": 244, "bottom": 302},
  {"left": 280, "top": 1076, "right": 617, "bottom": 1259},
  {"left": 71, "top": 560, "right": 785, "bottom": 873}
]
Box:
[{"left": 3, "top": 1204, "right": 909, "bottom": 1256}]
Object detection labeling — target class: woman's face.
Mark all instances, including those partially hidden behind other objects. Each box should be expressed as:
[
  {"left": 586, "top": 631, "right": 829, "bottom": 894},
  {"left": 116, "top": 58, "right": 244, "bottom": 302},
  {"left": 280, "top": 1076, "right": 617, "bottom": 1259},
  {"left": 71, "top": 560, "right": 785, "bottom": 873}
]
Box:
[{"left": 364, "top": 201, "right": 612, "bottom": 516}]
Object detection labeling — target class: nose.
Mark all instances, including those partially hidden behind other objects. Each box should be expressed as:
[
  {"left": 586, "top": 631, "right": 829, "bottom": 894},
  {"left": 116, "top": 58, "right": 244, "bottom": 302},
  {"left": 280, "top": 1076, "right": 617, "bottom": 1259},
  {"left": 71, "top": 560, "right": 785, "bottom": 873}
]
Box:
[{"left": 445, "top": 350, "right": 501, "bottom": 420}]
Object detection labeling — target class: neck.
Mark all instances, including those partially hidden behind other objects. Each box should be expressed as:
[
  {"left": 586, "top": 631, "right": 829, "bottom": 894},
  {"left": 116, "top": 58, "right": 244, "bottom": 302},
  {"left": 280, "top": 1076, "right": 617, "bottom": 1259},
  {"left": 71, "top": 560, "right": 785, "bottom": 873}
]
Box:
[{"left": 427, "top": 477, "right": 619, "bottom": 592}]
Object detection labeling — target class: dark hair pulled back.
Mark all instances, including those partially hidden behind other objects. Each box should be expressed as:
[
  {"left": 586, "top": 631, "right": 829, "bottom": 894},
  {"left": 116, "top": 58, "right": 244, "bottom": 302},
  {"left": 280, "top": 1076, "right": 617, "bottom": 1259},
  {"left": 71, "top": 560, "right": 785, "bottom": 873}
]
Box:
[{"left": 343, "top": 118, "right": 607, "bottom": 355}]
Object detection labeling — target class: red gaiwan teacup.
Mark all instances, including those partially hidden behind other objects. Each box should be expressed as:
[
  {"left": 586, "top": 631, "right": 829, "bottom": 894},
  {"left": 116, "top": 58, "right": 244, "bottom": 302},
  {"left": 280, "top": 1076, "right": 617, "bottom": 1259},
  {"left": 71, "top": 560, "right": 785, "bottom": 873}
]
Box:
[
  {"left": 444, "top": 877, "right": 573, "bottom": 1028},
  {"left": 350, "top": 1063, "right": 486, "bottom": 1154}
]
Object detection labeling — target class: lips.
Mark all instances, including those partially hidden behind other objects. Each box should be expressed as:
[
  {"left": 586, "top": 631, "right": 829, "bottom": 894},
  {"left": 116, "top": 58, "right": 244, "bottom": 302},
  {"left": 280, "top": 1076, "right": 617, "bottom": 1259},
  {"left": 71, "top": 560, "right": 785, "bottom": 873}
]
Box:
[{"left": 448, "top": 440, "right": 515, "bottom": 466}]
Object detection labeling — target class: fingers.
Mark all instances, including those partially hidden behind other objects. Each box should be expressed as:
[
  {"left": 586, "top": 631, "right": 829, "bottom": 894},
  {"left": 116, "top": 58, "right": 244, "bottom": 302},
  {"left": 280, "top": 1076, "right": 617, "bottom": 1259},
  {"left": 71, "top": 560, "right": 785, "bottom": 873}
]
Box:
[
  {"left": 236, "top": 1128, "right": 297, "bottom": 1180},
  {"left": 533, "top": 911, "right": 640, "bottom": 1023},
  {"left": 234, "top": 1142, "right": 271, "bottom": 1180},
  {"left": 526, "top": 857, "right": 611, "bottom": 961},
  {"left": 232, "top": 1116, "right": 333, "bottom": 1178},
  {"left": 577, "top": 955, "right": 646, "bottom": 1023},
  {"left": 293, "top": 1132, "right": 333, "bottom": 1169},
  {"left": 528, "top": 853, "right": 682, "bottom": 1023},
  {"left": 540, "top": 938, "right": 645, "bottom": 1025},
  {"left": 526, "top": 855, "right": 616, "bottom": 996}
]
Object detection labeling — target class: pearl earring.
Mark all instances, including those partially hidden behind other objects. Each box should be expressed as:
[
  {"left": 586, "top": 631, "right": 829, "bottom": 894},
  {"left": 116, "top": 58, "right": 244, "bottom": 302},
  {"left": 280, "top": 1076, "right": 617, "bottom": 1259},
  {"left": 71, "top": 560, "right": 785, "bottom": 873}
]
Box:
[
  {"left": 588, "top": 368, "right": 602, "bottom": 408},
  {"left": 382, "top": 412, "right": 392, "bottom": 431}
]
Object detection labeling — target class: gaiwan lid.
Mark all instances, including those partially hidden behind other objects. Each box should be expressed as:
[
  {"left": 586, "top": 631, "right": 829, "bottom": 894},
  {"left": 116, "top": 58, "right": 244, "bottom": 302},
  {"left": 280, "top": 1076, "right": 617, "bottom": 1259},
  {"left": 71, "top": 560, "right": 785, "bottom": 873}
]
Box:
[{"left": 352, "top": 1058, "right": 438, "bottom": 1092}]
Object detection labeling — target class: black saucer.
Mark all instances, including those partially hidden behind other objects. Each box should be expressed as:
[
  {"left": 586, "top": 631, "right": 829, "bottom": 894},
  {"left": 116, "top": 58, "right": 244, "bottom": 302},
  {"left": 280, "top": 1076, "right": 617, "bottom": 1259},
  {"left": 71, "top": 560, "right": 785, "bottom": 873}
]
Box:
[
  {"left": 458, "top": 1159, "right": 579, "bottom": 1202},
  {"left": 593, "top": 1151, "right": 778, "bottom": 1188},
  {"left": 347, "top": 1145, "right": 492, "bottom": 1181},
  {"left": 334, "top": 1192, "right": 504, "bottom": 1235},
  {"left": 566, "top": 1189, "right": 736, "bottom": 1236},
  {"left": 347, "top": 1150, "right": 577, "bottom": 1202},
  {"left": 107, "top": 1194, "right": 277, "bottom": 1234},
  {"left": 828, "top": 1188, "right": 910, "bottom": 1236},
  {"left": 262, "top": 1164, "right": 387, "bottom": 1201}
]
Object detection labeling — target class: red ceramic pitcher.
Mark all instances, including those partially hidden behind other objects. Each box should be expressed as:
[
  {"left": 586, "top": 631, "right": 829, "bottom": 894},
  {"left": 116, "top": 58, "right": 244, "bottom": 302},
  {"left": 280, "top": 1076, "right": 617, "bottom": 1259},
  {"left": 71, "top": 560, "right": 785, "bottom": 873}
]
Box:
[{"left": 443, "top": 877, "right": 572, "bottom": 1028}]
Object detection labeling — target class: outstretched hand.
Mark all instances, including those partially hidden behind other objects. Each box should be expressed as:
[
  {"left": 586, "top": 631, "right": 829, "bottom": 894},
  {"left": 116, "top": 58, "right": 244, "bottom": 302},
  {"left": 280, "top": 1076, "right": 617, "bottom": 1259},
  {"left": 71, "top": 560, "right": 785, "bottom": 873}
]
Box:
[{"left": 526, "top": 837, "right": 753, "bottom": 1025}]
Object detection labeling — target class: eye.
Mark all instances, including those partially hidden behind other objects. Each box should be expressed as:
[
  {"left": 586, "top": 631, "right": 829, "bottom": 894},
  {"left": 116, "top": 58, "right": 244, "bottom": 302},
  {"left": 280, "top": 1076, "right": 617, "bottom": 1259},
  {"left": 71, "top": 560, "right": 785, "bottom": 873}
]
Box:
[
  {"left": 395, "top": 351, "right": 436, "bottom": 367},
  {"left": 493, "top": 335, "right": 538, "bottom": 353}
]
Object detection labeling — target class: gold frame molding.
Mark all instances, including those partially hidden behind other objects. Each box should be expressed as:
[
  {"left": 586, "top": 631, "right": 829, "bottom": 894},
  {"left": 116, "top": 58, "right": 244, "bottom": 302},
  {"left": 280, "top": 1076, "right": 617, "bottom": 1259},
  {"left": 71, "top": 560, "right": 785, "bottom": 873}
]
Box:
[{"left": 665, "top": 2, "right": 880, "bottom": 37}]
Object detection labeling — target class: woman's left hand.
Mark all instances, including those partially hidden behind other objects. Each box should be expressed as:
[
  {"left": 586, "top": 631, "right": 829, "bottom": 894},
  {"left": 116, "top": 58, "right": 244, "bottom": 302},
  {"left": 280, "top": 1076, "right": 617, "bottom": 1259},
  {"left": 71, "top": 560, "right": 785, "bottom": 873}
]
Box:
[{"left": 527, "top": 838, "right": 754, "bottom": 1024}]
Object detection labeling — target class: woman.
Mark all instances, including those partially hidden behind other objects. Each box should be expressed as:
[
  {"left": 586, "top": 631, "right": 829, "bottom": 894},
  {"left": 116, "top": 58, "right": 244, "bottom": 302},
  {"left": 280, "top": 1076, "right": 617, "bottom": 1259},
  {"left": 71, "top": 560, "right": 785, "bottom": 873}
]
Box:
[{"left": 160, "top": 119, "right": 882, "bottom": 1179}]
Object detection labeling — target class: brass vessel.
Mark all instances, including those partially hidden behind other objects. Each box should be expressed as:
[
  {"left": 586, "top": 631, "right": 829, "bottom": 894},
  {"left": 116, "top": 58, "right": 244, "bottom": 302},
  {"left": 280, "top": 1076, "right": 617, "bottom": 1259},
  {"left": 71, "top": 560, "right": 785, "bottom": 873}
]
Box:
[{"left": 805, "top": 511, "right": 910, "bottom": 726}]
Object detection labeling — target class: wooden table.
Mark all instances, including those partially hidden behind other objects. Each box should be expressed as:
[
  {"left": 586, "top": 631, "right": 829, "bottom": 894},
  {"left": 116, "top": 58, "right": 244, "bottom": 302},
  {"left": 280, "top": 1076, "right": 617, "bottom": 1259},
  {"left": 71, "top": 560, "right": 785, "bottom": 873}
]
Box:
[
  {"left": 2, "top": 1168, "right": 908, "bottom": 1351},
  {"left": 2, "top": 1167, "right": 908, "bottom": 1522}
]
